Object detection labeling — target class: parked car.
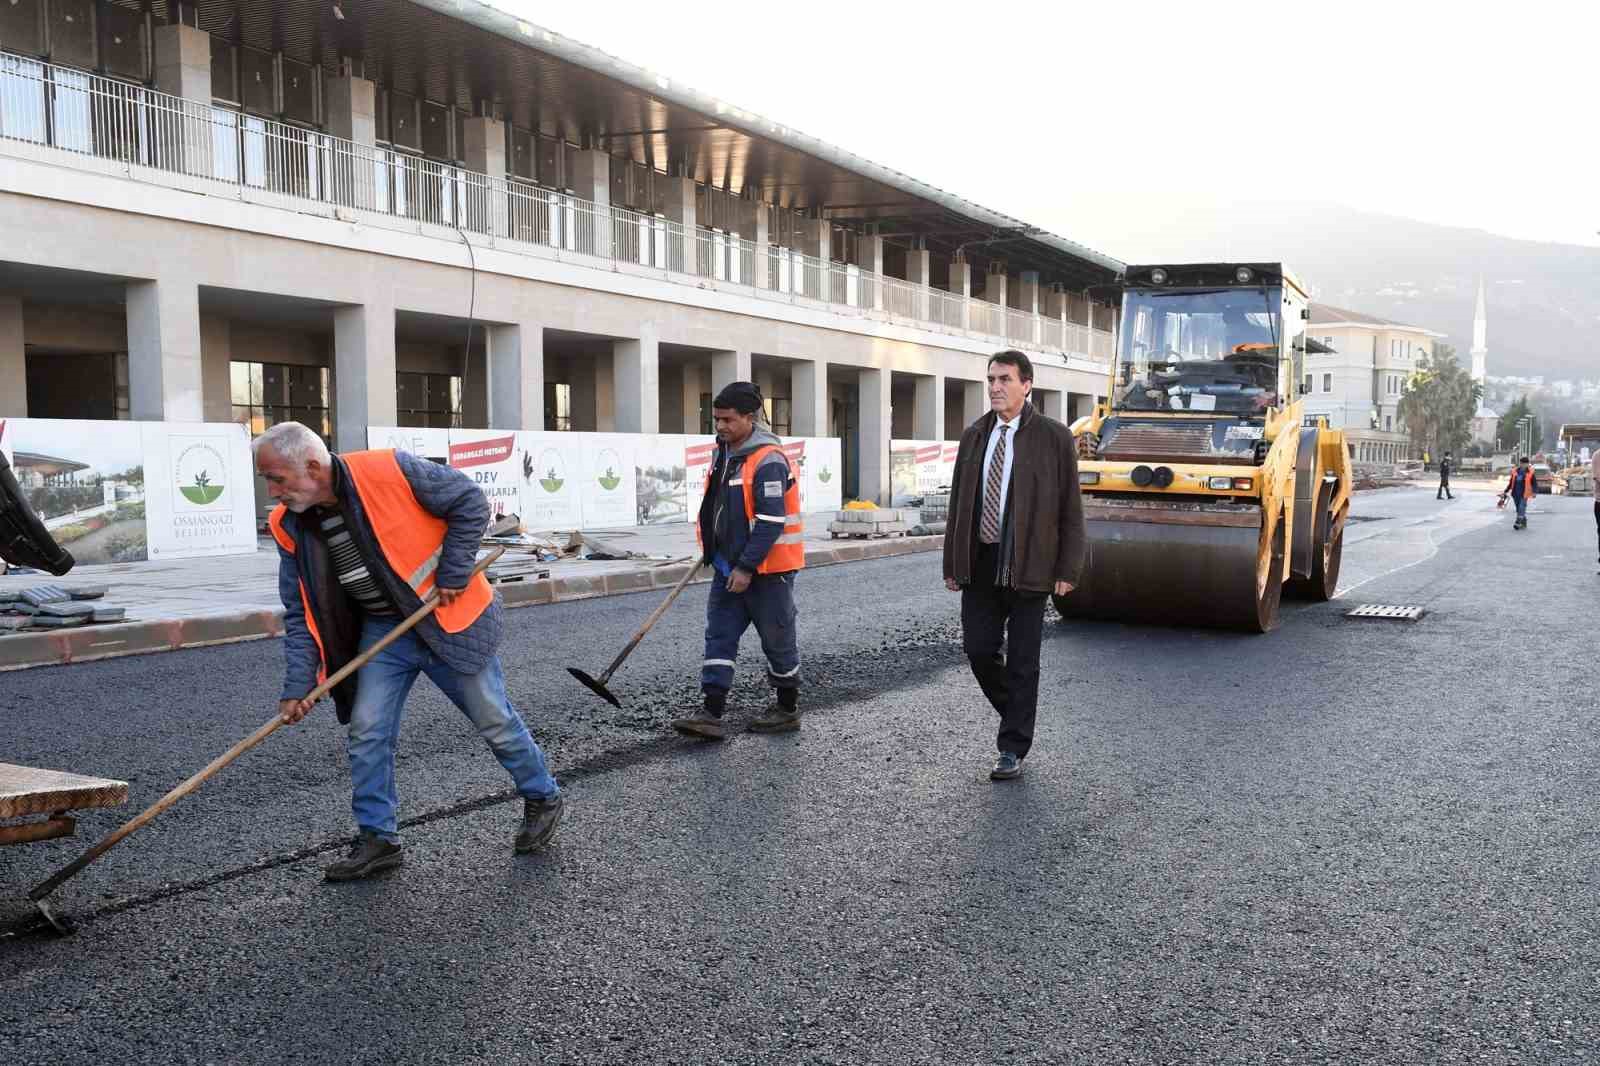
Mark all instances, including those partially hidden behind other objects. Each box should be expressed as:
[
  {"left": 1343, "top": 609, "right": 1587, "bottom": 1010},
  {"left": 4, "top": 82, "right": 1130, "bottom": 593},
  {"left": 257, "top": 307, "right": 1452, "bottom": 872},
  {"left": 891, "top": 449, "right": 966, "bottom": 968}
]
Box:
[{"left": 1532, "top": 463, "right": 1554, "bottom": 494}]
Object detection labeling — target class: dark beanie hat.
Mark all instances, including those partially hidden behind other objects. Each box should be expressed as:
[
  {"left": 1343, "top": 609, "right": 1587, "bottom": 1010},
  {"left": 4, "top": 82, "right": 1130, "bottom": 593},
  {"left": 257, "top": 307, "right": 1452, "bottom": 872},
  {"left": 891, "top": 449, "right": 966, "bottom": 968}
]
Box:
[{"left": 712, "top": 381, "right": 763, "bottom": 415}]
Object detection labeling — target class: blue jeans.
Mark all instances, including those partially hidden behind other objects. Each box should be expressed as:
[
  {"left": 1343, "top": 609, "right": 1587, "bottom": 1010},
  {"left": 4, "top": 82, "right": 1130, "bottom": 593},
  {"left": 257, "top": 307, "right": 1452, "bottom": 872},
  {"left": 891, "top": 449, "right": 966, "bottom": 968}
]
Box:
[
  {"left": 1515, "top": 496, "right": 1528, "bottom": 521},
  {"left": 347, "top": 617, "right": 558, "bottom": 842},
  {"left": 701, "top": 571, "right": 800, "bottom": 694}
]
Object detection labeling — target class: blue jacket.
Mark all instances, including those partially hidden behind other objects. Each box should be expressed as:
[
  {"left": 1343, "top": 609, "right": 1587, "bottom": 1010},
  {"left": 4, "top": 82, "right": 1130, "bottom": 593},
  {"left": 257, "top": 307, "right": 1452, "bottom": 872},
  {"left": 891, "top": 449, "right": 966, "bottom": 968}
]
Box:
[
  {"left": 697, "top": 427, "right": 797, "bottom": 576},
  {"left": 276, "top": 450, "right": 503, "bottom": 719}
]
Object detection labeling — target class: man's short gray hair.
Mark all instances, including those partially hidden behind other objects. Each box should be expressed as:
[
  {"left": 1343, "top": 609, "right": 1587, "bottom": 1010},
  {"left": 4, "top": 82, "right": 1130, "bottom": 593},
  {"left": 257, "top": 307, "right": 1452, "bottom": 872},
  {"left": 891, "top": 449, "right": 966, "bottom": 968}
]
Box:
[{"left": 252, "top": 422, "right": 331, "bottom": 468}]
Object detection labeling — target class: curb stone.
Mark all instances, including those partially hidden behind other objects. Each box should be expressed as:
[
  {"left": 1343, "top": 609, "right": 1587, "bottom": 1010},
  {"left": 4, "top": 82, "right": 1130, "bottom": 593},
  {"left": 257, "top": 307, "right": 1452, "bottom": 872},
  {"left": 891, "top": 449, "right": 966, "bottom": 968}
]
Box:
[{"left": 0, "top": 535, "right": 943, "bottom": 671}]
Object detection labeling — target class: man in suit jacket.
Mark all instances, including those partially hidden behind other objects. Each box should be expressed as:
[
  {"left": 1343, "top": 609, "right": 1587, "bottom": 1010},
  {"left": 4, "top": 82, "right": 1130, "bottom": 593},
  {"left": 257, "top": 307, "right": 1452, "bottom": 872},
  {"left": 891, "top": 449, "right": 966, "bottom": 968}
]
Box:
[{"left": 943, "top": 350, "right": 1087, "bottom": 780}]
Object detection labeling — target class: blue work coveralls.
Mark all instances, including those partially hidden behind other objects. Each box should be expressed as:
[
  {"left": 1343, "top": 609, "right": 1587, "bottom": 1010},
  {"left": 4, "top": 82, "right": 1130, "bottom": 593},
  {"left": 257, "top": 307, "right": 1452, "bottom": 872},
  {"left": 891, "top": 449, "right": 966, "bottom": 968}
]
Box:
[{"left": 697, "top": 428, "right": 801, "bottom": 696}]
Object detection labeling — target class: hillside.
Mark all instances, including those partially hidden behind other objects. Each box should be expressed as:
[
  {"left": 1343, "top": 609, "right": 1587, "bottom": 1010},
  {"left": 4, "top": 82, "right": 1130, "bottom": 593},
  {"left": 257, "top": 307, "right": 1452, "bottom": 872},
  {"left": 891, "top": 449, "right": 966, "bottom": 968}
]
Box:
[{"left": 1056, "top": 196, "right": 1600, "bottom": 380}]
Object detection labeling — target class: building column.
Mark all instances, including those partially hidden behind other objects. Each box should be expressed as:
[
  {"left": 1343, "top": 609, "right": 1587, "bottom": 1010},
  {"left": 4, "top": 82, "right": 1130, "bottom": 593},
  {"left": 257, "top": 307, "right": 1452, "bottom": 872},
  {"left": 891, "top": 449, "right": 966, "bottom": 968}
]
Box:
[
  {"left": 487, "top": 323, "right": 542, "bottom": 430},
  {"left": 199, "top": 315, "right": 231, "bottom": 422},
  {"left": 858, "top": 367, "right": 891, "bottom": 505},
  {"left": 333, "top": 301, "right": 396, "bottom": 452},
  {"left": 912, "top": 373, "right": 943, "bottom": 441},
  {"left": 949, "top": 257, "right": 972, "bottom": 330},
  {"left": 325, "top": 75, "right": 377, "bottom": 211},
  {"left": 326, "top": 75, "right": 376, "bottom": 145},
  {"left": 962, "top": 379, "right": 987, "bottom": 427},
  {"left": 659, "top": 176, "right": 696, "bottom": 274},
  {"left": 712, "top": 348, "right": 752, "bottom": 397},
  {"left": 126, "top": 276, "right": 203, "bottom": 423},
  {"left": 613, "top": 326, "right": 660, "bottom": 433},
  {"left": 462, "top": 116, "right": 508, "bottom": 237},
  {"left": 153, "top": 24, "right": 211, "bottom": 102},
  {"left": 858, "top": 233, "right": 884, "bottom": 310},
  {"left": 739, "top": 197, "right": 771, "bottom": 289},
  {"left": 1036, "top": 388, "right": 1066, "bottom": 423},
  {"left": 569, "top": 149, "right": 611, "bottom": 258},
  {"left": 152, "top": 25, "right": 213, "bottom": 181},
  {"left": 0, "top": 294, "right": 24, "bottom": 417},
  {"left": 985, "top": 268, "right": 1009, "bottom": 311},
  {"left": 799, "top": 218, "right": 829, "bottom": 300},
  {"left": 791, "top": 360, "right": 827, "bottom": 438},
  {"left": 905, "top": 246, "right": 931, "bottom": 320},
  {"left": 1019, "top": 271, "right": 1041, "bottom": 346}
]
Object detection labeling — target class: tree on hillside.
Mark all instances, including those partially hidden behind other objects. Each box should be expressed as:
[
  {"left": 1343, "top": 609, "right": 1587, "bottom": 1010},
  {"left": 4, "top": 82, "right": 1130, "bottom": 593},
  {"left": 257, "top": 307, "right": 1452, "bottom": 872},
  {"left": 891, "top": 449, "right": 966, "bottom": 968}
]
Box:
[
  {"left": 1397, "top": 346, "right": 1479, "bottom": 459},
  {"left": 1497, "top": 398, "right": 1542, "bottom": 456}
]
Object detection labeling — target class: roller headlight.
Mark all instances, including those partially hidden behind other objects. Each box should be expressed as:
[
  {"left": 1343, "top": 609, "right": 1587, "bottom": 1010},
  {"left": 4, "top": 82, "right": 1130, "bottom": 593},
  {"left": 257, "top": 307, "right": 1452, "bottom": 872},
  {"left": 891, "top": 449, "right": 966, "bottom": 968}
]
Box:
[
  {"left": 1131, "top": 465, "right": 1154, "bottom": 487},
  {"left": 1149, "top": 268, "right": 1168, "bottom": 285},
  {"left": 1079, "top": 471, "right": 1101, "bottom": 485},
  {"left": 1207, "top": 476, "right": 1233, "bottom": 490},
  {"left": 1152, "top": 466, "right": 1174, "bottom": 488},
  {"left": 1234, "top": 266, "right": 1254, "bottom": 284}
]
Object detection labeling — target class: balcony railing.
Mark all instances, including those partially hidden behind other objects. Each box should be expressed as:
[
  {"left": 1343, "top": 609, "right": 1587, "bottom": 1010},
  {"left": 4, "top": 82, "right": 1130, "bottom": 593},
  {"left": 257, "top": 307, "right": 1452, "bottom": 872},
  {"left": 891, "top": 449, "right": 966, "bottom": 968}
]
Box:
[{"left": 0, "top": 53, "right": 1115, "bottom": 366}]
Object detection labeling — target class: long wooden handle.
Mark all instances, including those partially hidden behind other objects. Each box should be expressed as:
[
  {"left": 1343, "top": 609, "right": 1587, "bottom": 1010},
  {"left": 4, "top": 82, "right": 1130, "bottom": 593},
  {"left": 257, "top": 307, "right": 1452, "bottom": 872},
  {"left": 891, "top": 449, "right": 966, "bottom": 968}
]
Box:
[
  {"left": 30, "top": 547, "right": 505, "bottom": 902},
  {"left": 597, "top": 561, "right": 701, "bottom": 684}
]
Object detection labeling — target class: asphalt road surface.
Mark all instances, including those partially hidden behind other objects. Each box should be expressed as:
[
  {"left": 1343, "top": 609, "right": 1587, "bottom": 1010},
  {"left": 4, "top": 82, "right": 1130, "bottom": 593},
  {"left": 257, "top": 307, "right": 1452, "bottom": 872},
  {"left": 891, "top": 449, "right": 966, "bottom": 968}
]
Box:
[{"left": 3, "top": 482, "right": 1596, "bottom": 1064}]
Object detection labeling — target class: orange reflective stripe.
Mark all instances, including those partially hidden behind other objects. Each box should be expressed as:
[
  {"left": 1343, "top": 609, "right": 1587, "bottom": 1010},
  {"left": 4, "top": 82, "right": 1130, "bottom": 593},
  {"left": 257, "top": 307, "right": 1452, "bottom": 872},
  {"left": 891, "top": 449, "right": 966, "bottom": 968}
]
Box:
[
  {"left": 269, "top": 508, "right": 327, "bottom": 688},
  {"left": 341, "top": 450, "right": 494, "bottom": 634},
  {"left": 268, "top": 506, "right": 295, "bottom": 554}
]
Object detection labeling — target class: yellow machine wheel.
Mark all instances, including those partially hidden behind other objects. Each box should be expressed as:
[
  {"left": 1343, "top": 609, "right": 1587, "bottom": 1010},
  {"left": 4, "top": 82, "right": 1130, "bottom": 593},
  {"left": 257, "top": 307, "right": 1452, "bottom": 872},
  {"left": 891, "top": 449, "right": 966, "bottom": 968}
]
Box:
[{"left": 1286, "top": 485, "right": 1345, "bottom": 602}]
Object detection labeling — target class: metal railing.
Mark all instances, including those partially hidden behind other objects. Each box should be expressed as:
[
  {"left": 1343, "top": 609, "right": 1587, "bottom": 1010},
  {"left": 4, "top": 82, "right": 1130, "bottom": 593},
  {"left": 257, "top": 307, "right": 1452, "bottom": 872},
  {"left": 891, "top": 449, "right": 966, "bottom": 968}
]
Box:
[{"left": 0, "top": 52, "right": 1114, "bottom": 366}]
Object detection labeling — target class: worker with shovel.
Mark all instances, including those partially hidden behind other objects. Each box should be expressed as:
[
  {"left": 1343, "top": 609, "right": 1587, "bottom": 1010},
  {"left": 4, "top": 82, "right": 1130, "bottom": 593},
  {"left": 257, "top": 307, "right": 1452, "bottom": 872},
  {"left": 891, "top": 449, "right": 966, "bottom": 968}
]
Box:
[
  {"left": 256, "top": 422, "right": 563, "bottom": 881},
  {"left": 672, "top": 382, "right": 805, "bottom": 740}
]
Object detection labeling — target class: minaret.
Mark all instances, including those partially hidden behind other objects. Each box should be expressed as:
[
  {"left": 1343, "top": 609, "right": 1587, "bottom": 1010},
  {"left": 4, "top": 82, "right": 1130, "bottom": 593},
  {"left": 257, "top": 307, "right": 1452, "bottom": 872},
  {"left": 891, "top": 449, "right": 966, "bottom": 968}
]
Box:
[{"left": 1470, "top": 277, "right": 1488, "bottom": 384}]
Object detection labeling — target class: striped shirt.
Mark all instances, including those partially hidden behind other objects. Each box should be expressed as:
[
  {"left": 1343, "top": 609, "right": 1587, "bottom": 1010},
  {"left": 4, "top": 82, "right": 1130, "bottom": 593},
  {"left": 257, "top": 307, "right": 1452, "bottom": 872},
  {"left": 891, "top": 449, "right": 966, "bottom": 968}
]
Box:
[{"left": 317, "top": 509, "right": 396, "bottom": 617}]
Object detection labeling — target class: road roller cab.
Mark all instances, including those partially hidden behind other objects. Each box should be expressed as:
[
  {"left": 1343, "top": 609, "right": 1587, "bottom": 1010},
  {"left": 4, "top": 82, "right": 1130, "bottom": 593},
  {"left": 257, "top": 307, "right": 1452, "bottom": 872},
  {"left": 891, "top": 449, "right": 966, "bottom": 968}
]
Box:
[{"left": 1060, "top": 263, "right": 1353, "bottom": 632}]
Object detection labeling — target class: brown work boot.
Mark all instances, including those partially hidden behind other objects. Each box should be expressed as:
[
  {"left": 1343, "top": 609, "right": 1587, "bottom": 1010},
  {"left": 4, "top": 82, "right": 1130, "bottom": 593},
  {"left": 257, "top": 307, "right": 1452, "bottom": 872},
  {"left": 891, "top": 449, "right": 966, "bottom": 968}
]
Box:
[
  {"left": 515, "top": 793, "right": 564, "bottom": 854},
  {"left": 672, "top": 693, "right": 727, "bottom": 740},
  {"left": 749, "top": 689, "right": 801, "bottom": 733},
  {"left": 324, "top": 831, "right": 404, "bottom": 882}
]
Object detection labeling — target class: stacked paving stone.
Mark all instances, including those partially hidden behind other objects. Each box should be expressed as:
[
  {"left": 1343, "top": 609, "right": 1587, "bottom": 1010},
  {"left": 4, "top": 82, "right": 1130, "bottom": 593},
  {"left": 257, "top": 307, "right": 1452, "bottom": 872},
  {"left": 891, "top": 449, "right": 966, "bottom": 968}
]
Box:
[
  {"left": 827, "top": 507, "right": 910, "bottom": 539},
  {"left": 0, "top": 585, "right": 121, "bottom": 632}
]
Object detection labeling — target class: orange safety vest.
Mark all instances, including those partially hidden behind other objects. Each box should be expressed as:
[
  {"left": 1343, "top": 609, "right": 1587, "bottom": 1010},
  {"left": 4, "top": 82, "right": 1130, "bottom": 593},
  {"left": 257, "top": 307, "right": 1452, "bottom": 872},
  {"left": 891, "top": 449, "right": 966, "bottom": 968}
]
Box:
[
  {"left": 269, "top": 451, "right": 494, "bottom": 678},
  {"left": 1510, "top": 467, "right": 1536, "bottom": 498},
  {"left": 699, "top": 444, "right": 806, "bottom": 574}
]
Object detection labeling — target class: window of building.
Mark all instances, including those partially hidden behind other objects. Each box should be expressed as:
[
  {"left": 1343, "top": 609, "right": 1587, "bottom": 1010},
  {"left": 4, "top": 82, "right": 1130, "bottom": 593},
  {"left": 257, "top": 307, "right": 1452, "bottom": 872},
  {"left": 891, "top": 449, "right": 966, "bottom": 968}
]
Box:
[
  {"left": 231, "top": 361, "right": 330, "bottom": 438},
  {"left": 1321, "top": 373, "right": 1333, "bottom": 393},
  {"left": 396, "top": 372, "right": 461, "bottom": 429},
  {"left": 1304, "top": 373, "right": 1313, "bottom": 395},
  {"left": 1384, "top": 414, "right": 1392, "bottom": 431},
  {"left": 1322, "top": 336, "right": 1334, "bottom": 350}
]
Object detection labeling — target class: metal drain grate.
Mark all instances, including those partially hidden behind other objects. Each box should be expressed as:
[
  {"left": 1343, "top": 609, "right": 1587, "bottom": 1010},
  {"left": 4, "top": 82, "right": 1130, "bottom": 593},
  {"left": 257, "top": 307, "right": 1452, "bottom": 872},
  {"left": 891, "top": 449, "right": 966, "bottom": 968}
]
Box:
[{"left": 1345, "top": 604, "right": 1426, "bottom": 622}]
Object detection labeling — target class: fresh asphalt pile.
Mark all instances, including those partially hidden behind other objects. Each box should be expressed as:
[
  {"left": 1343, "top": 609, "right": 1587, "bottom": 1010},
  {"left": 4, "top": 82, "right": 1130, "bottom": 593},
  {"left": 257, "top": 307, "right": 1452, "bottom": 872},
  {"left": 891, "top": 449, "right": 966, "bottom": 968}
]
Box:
[{"left": 2, "top": 488, "right": 1596, "bottom": 1063}]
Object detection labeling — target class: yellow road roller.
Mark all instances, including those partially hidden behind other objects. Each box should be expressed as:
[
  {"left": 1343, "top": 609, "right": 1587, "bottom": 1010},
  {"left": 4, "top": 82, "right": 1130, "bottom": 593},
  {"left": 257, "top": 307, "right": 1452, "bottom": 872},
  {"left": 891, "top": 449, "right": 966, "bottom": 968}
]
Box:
[{"left": 1057, "top": 262, "right": 1352, "bottom": 632}]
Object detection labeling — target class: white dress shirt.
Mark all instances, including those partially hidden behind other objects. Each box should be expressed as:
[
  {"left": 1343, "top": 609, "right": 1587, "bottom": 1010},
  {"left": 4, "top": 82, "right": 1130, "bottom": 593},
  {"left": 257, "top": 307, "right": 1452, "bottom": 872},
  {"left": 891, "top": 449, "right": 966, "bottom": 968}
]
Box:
[{"left": 980, "top": 411, "right": 1021, "bottom": 531}]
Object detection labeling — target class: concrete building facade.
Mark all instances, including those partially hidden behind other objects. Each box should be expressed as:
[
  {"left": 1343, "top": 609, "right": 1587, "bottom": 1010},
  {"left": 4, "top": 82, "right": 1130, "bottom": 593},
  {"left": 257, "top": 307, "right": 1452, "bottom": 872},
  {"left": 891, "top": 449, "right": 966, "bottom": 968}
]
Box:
[
  {"left": 1304, "top": 303, "right": 1443, "bottom": 465},
  {"left": 0, "top": 0, "right": 1124, "bottom": 505}
]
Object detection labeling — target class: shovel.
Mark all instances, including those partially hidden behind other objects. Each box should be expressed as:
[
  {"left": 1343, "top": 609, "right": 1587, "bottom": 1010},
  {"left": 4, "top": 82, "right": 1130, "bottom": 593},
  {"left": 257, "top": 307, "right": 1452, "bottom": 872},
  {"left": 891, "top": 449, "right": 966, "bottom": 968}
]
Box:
[
  {"left": 17, "top": 547, "right": 505, "bottom": 937},
  {"left": 567, "top": 560, "right": 701, "bottom": 708}
]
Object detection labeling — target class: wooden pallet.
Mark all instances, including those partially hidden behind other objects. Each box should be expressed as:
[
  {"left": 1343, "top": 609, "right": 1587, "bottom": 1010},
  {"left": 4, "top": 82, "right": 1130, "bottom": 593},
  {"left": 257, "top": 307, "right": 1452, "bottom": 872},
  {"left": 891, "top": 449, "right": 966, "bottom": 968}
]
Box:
[{"left": 0, "top": 762, "right": 128, "bottom": 846}]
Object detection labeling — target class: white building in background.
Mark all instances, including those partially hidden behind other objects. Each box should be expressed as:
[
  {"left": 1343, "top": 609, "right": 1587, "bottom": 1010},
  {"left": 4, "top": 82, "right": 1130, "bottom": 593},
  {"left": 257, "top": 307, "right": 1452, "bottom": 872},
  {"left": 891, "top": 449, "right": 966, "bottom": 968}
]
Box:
[
  {"left": 1469, "top": 278, "right": 1499, "bottom": 445},
  {"left": 1302, "top": 303, "right": 1443, "bottom": 464}
]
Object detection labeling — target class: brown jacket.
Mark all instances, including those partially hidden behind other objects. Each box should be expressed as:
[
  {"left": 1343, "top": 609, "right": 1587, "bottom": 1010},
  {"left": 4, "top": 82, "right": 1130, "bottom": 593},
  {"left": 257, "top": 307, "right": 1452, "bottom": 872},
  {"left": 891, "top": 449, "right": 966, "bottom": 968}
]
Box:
[{"left": 943, "top": 403, "right": 1087, "bottom": 593}]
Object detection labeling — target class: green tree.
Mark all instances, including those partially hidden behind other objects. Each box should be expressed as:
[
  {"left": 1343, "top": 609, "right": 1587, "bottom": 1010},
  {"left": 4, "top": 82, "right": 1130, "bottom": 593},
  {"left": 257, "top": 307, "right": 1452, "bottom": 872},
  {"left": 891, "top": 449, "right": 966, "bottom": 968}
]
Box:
[
  {"left": 1397, "top": 346, "right": 1479, "bottom": 459},
  {"left": 1497, "top": 398, "right": 1541, "bottom": 456}
]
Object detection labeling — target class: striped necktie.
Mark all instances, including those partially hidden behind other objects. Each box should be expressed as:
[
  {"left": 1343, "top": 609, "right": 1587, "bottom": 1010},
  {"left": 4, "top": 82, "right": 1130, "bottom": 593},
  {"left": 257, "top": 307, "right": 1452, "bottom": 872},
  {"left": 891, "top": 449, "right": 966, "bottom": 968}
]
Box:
[{"left": 979, "top": 425, "right": 1009, "bottom": 544}]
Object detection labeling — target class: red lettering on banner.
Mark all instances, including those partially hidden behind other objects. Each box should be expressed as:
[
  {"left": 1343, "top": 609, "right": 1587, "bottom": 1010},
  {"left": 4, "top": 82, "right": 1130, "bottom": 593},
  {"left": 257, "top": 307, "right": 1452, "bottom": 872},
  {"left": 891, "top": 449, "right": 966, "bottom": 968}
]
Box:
[
  {"left": 449, "top": 435, "right": 516, "bottom": 468},
  {"left": 685, "top": 442, "right": 716, "bottom": 466},
  {"left": 916, "top": 445, "right": 942, "bottom": 464}
]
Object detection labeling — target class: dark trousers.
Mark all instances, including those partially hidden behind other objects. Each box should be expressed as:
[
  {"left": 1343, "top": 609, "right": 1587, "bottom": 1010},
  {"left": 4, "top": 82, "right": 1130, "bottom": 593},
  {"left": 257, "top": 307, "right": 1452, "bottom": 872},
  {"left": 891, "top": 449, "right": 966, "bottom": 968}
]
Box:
[
  {"left": 961, "top": 542, "right": 1047, "bottom": 758},
  {"left": 701, "top": 571, "right": 800, "bottom": 696},
  {"left": 1437, "top": 476, "right": 1452, "bottom": 499},
  {"left": 1593, "top": 502, "right": 1599, "bottom": 558}
]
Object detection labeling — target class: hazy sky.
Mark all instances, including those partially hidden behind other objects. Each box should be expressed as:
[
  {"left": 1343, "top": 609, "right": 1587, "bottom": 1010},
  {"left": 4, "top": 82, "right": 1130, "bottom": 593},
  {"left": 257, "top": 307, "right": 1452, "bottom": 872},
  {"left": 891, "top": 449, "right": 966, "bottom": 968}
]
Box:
[{"left": 498, "top": 0, "right": 1599, "bottom": 254}]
